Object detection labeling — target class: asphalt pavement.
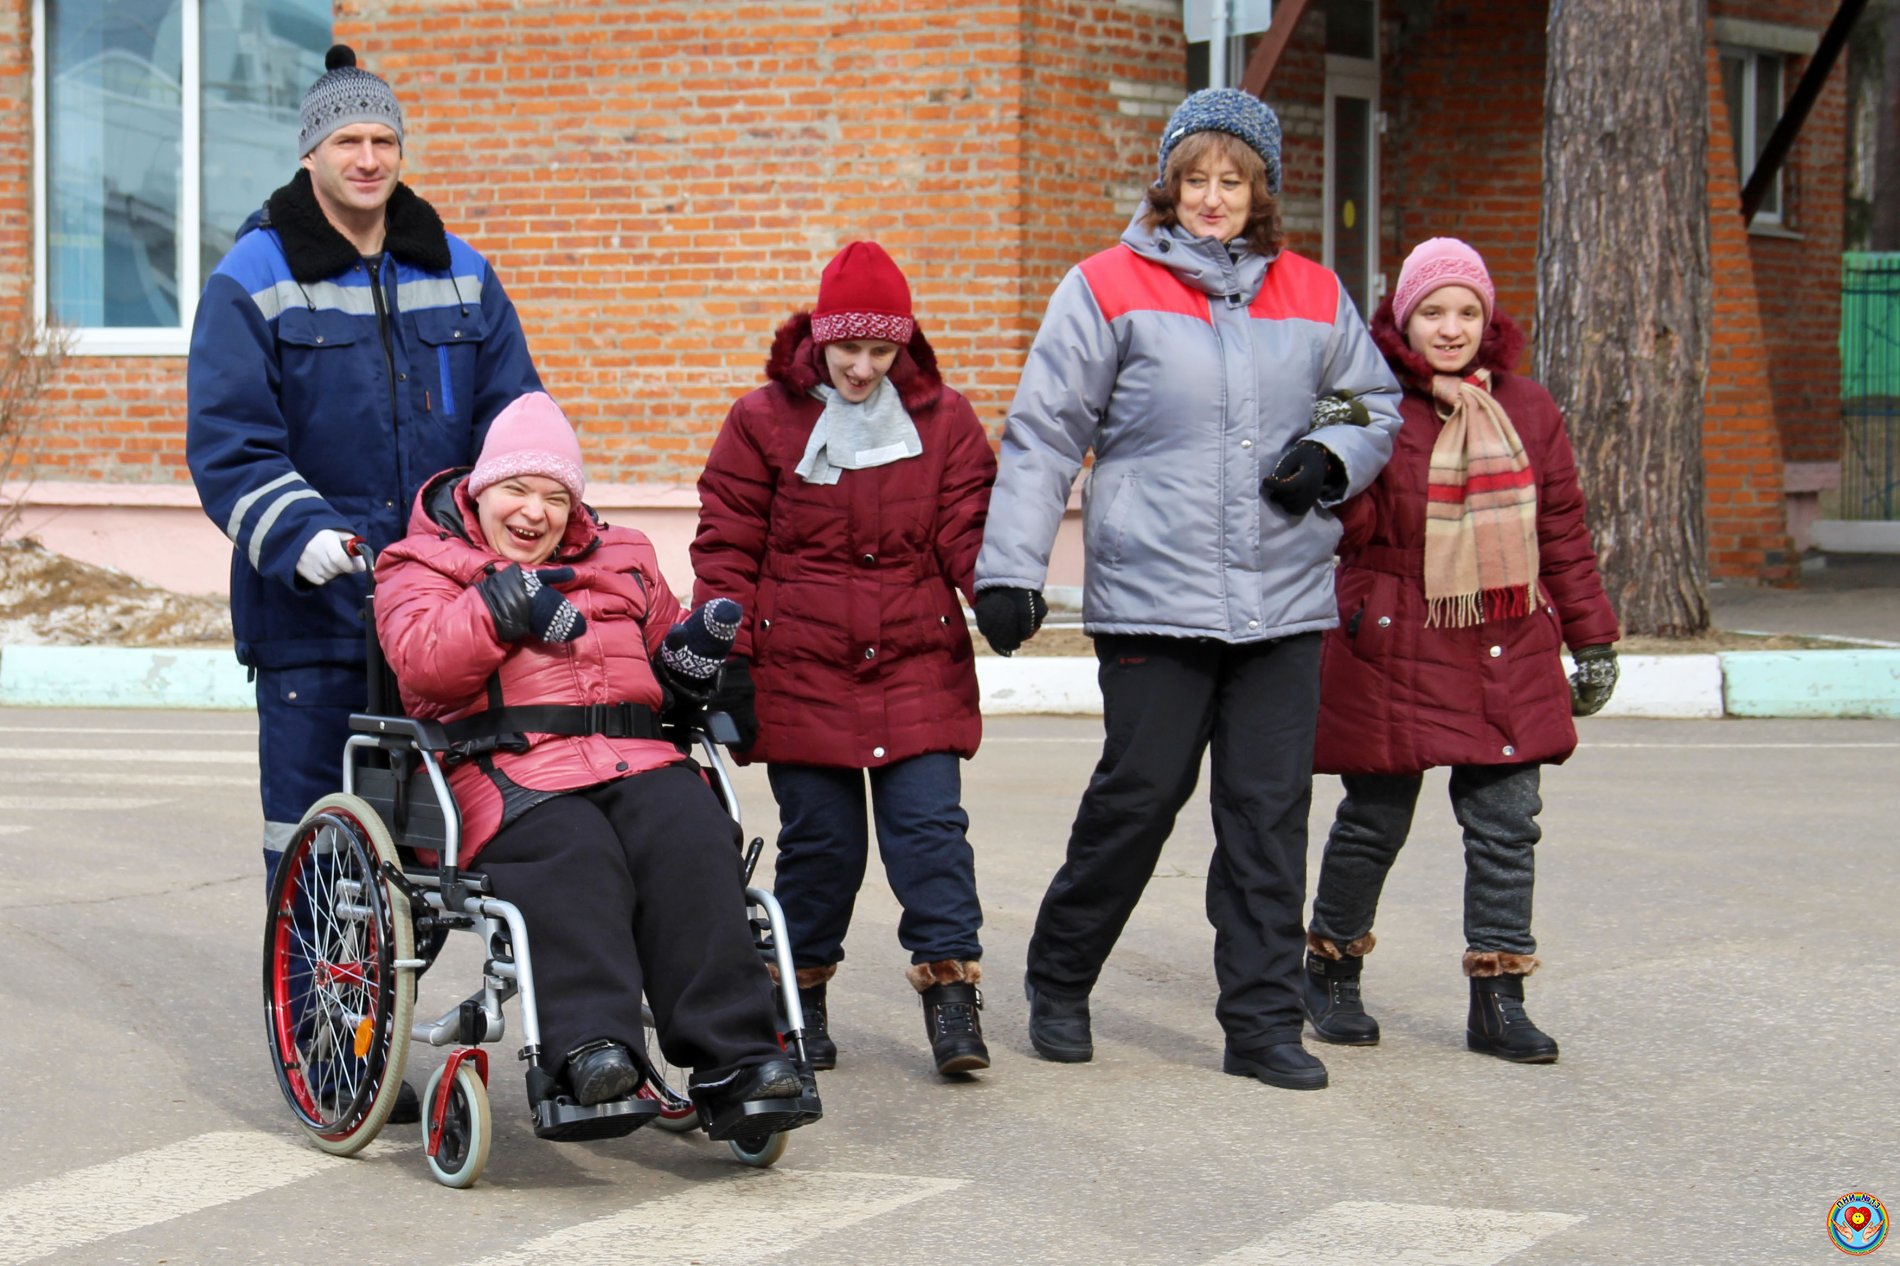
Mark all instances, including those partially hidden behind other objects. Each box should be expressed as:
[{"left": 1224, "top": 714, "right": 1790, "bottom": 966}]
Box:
[{"left": 0, "top": 708, "right": 1893, "bottom": 1264}]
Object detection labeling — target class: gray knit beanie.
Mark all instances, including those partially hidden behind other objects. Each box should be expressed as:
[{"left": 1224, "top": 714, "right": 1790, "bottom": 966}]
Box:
[
  {"left": 298, "top": 45, "right": 404, "bottom": 157},
  {"left": 1156, "top": 88, "right": 1283, "bottom": 195}
]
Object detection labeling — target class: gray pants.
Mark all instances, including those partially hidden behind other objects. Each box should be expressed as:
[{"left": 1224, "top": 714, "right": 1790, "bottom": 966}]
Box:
[{"left": 1308, "top": 764, "right": 1542, "bottom": 957}]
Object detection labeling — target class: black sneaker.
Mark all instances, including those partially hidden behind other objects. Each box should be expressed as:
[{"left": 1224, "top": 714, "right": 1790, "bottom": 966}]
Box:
[
  {"left": 388, "top": 1080, "right": 422, "bottom": 1124},
  {"left": 693, "top": 1058, "right": 818, "bottom": 1141},
  {"left": 1024, "top": 977, "right": 1093, "bottom": 1063},
  {"left": 565, "top": 1039, "right": 641, "bottom": 1106},
  {"left": 1222, "top": 1042, "right": 1329, "bottom": 1090}
]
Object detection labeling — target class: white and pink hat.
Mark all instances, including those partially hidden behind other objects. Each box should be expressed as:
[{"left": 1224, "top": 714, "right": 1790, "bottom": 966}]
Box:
[
  {"left": 1391, "top": 237, "right": 1496, "bottom": 329},
  {"left": 468, "top": 392, "right": 586, "bottom": 502}
]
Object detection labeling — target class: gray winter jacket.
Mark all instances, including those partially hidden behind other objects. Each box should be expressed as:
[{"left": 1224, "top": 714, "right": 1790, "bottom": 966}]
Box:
[{"left": 976, "top": 212, "right": 1402, "bottom": 641}]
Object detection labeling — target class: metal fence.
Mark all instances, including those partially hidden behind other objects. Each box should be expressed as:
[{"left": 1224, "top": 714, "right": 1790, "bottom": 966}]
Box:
[{"left": 1841, "top": 252, "right": 1900, "bottom": 521}]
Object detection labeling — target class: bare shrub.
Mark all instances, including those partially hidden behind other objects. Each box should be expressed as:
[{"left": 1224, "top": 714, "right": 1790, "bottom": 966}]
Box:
[{"left": 0, "top": 297, "right": 71, "bottom": 541}]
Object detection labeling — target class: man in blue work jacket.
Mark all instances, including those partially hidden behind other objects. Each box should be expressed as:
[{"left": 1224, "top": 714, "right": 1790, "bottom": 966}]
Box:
[{"left": 186, "top": 44, "right": 540, "bottom": 1016}]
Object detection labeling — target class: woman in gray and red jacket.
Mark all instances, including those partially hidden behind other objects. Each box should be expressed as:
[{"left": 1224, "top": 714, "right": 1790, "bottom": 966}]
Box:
[
  {"left": 973, "top": 89, "right": 1402, "bottom": 1091},
  {"left": 374, "top": 392, "right": 814, "bottom": 1139},
  {"left": 692, "top": 242, "right": 996, "bottom": 1079},
  {"left": 1302, "top": 238, "right": 1620, "bottom": 1065}
]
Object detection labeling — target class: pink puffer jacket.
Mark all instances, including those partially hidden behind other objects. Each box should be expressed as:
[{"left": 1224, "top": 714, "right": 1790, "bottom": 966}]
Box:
[{"left": 374, "top": 468, "right": 687, "bottom": 860}]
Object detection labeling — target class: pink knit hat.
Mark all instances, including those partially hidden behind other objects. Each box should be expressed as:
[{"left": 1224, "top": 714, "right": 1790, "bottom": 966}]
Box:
[
  {"left": 468, "top": 392, "right": 586, "bottom": 502},
  {"left": 1391, "top": 237, "right": 1496, "bottom": 329}
]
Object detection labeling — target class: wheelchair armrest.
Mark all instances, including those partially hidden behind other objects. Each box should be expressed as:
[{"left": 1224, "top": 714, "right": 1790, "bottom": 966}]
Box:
[
  {"left": 703, "top": 710, "right": 742, "bottom": 748},
  {"left": 349, "top": 713, "right": 455, "bottom": 753}
]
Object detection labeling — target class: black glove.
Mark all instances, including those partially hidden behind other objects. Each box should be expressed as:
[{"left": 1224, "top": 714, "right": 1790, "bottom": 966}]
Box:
[
  {"left": 973, "top": 587, "right": 1047, "bottom": 657},
  {"left": 1569, "top": 644, "right": 1619, "bottom": 717},
  {"left": 1261, "top": 441, "right": 1342, "bottom": 517},
  {"left": 475, "top": 564, "right": 587, "bottom": 645},
  {"left": 656, "top": 597, "right": 743, "bottom": 704},
  {"left": 709, "top": 655, "right": 758, "bottom": 751}
]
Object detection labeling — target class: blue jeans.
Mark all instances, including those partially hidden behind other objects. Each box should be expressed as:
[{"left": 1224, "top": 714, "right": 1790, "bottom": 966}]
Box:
[{"left": 767, "top": 753, "right": 982, "bottom": 968}]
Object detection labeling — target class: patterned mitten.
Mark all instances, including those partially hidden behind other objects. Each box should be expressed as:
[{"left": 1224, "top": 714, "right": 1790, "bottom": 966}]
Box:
[
  {"left": 1569, "top": 644, "right": 1619, "bottom": 717},
  {"left": 659, "top": 598, "right": 743, "bottom": 701},
  {"left": 476, "top": 564, "right": 587, "bottom": 645},
  {"left": 1308, "top": 389, "right": 1371, "bottom": 432}
]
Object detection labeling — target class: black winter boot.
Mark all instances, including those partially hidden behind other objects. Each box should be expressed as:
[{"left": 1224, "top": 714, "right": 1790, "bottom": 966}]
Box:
[
  {"left": 794, "top": 984, "right": 838, "bottom": 1071},
  {"left": 1302, "top": 938, "right": 1380, "bottom": 1046},
  {"left": 1465, "top": 960, "right": 1559, "bottom": 1064},
  {"left": 909, "top": 960, "right": 989, "bottom": 1075}
]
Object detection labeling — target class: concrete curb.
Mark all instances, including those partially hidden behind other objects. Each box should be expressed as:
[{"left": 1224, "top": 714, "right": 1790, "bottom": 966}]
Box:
[{"left": 4, "top": 645, "right": 1900, "bottom": 719}]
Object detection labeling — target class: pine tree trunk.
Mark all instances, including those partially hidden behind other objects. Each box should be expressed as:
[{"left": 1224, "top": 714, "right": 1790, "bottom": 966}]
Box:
[{"left": 1536, "top": 0, "right": 1712, "bottom": 637}]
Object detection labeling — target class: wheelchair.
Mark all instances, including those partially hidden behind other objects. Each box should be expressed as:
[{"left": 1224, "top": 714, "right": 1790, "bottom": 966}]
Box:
[{"left": 261, "top": 574, "right": 821, "bottom": 1188}]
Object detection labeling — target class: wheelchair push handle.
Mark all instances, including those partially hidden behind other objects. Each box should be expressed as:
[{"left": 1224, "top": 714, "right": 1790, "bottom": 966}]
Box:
[{"left": 345, "top": 535, "right": 375, "bottom": 581}]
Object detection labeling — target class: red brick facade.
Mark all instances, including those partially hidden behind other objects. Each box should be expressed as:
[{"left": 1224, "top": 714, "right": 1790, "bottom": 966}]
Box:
[{"left": 0, "top": 0, "right": 1850, "bottom": 584}]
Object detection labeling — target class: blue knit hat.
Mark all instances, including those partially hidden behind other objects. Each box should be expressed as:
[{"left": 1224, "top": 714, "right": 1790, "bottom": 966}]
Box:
[
  {"left": 1156, "top": 88, "right": 1282, "bottom": 195},
  {"left": 298, "top": 45, "right": 404, "bottom": 157}
]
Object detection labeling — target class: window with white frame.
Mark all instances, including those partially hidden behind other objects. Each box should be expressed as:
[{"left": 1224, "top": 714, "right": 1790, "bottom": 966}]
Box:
[
  {"left": 33, "top": 0, "right": 330, "bottom": 355},
  {"left": 1719, "top": 45, "right": 1787, "bottom": 225}
]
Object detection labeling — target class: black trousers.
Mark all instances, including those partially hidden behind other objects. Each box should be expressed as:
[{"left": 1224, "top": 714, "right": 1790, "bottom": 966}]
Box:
[
  {"left": 477, "top": 764, "right": 784, "bottom": 1082},
  {"left": 1027, "top": 632, "right": 1322, "bottom": 1051}
]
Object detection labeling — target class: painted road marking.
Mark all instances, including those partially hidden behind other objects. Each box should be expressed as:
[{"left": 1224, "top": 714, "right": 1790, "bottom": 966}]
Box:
[
  {"left": 0, "top": 795, "right": 169, "bottom": 813},
  {"left": 0, "top": 1131, "right": 342, "bottom": 1265},
  {"left": 470, "top": 1171, "right": 965, "bottom": 1266},
  {"left": 0, "top": 770, "right": 253, "bottom": 789},
  {"left": 0, "top": 748, "right": 253, "bottom": 765},
  {"left": 1196, "top": 1201, "right": 1583, "bottom": 1266},
  {"left": 0, "top": 726, "right": 256, "bottom": 737}
]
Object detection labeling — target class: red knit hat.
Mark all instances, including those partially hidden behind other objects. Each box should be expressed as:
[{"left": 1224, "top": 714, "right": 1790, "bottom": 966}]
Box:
[{"left": 810, "top": 241, "right": 916, "bottom": 346}]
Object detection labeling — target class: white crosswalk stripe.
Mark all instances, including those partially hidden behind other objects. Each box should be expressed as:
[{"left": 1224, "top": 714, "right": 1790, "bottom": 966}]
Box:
[
  {"left": 469, "top": 1171, "right": 967, "bottom": 1266},
  {"left": 0, "top": 795, "right": 170, "bottom": 812},
  {"left": 0, "top": 1132, "right": 345, "bottom": 1265},
  {"left": 0, "top": 748, "right": 253, "bottom": 765},
  {"left": 1194, "top": 1201, "right": 1583, "bottom": 1266}
]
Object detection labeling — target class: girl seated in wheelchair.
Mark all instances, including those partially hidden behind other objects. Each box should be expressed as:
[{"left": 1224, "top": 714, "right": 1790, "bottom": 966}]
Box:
[{"left": 372, "top": 390, "right": 812, "bottom": 1140}]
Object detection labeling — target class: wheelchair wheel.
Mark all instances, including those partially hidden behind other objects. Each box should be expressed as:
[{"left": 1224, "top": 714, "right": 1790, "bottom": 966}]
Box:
[
  {"left": 264, "top": 793, "right": 416, "bottom": 1156},
  {"left": 423, "top": 1061, "right": 492, "bottom": 1189},
  {"left": 728, "top": 1131, "right": 788, "bottom": 1168},
  {"left": 637, "top": 1002, "right": 700, "bottom": 1132}
]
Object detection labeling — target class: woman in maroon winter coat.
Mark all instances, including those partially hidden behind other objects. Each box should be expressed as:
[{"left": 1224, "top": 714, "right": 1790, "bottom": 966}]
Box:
[
  {"left": 374, "top": 392, "right": 815, "bottom": 1138},
  {"left": 692, "top": 242, "right": 997, "bottom": 1078},
  {"left": 1302, "top": 239, "right": 1620, "bottom": 1064}
]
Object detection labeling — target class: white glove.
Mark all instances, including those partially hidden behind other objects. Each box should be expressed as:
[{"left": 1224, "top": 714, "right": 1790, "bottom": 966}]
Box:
[{"left": 294, "top": 529, "right": 366, "bottom": 586}]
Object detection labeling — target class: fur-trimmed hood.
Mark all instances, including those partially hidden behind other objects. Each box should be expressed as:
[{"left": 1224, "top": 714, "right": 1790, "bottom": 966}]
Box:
[
  {"left": 243, "top": 168, "right": 452, "bottom": 284},
  {"left": 764, "top": 311, "right": 945, "bottom": 413},
  {"left": 1369, "top": 295, "right": 1527, "bottom": 391}
]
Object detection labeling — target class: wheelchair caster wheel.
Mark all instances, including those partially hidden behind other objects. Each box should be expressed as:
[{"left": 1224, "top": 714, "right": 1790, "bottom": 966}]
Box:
[
  {"left": 728, "top": 1131, "right": 788, "bottom": 1168},
  {"left": 424, "top": 1061, "right": 492, "bottom": 1189}
]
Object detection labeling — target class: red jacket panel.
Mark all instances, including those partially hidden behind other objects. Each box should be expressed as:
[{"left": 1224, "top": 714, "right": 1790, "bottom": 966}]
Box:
[
  {"left": 1314, "top": 304, "right": 1620, "bottom": 776},
  {"left": 373, "top": 470, "right": 686, "bottom": 859},
  {"left": 691, "top": 313, "right": 996, "bottom": 768}
]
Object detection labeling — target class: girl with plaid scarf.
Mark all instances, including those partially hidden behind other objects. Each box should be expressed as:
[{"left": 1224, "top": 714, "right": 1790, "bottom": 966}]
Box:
[{"left": 1303, "top": 238, "right": 1620, "bottom": 1065}]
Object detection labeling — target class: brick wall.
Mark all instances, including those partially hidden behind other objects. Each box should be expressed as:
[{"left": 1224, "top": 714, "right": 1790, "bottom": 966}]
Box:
[{"left": 1711, "top": 0, "right": 1847, "bottom": 467}]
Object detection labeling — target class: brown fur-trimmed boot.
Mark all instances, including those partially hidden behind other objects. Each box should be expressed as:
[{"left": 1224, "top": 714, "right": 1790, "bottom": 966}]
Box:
[
  {"left": 907, "top": 960, "right": 989, "bottom": 1076},
  {"left": 770, "top": 964, "right": 838, "bottom": 1071},
  {"left": 1302, "top": 933, "right": 1379, "bottom": 1046},
  {"left": 1464, "top": 952, "right": 1558, "bottom": 1064}
]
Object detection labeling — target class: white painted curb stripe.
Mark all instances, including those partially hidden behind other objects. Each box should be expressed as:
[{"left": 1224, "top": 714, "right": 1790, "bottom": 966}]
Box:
[
  {"left": 469, "top": 1171, "right": 966, "bottom": 1266},
  {"left": 0, "top": 1132, "right": 334, "bottom": 1265},
  {"left": 1195, "top": 1200, "right": 1583, "bottom": 1266}
]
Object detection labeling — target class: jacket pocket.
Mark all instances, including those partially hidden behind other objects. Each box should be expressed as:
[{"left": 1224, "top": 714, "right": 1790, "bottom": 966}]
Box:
[
  {"left": 277, "top": 307, "right": 363, "bottom": 349},
  {"left": 1342, "top": 572, "right": 1398, "bottom": 663},
  {"left": 1086, "top": 469, "right": 1137, "bottom": 566},
  {"left": 412, "top": 306, "right": 484, "bottom": 424}
]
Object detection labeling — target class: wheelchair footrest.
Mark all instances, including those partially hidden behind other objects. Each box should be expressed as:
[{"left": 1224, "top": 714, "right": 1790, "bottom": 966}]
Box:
[
  {"left": 703, "top": 1094, "right": 823, "bottom": 1142},
  {"left": 532, "top": 1094, "right": 662, "bottom": 1143}
]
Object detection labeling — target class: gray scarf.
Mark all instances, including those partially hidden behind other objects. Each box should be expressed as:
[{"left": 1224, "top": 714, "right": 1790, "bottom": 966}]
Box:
[{"left": 795, "top": 378, "right": 922, "bottom": 485}]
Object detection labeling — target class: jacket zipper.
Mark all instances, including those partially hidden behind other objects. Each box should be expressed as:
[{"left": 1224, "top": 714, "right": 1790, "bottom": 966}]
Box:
[{"left": 365, "top": 257, "right": 399, "bottom": 427}]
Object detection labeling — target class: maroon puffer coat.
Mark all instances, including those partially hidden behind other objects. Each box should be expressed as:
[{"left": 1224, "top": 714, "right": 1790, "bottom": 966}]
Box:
[
  {"left": 374, "top": 469, "right": 687, "bottom": 859},
  {"left": 1313, "top": 303, "right": 1619, "bottom": 776},
  {"left": 692, "top": 313, "right": 996, "bottom": 768}
]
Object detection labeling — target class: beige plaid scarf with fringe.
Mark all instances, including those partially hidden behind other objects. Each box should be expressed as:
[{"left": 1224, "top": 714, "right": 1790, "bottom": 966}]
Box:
[{"left": 1423, "top": 368, "right": 1538, "bottom": 627}]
